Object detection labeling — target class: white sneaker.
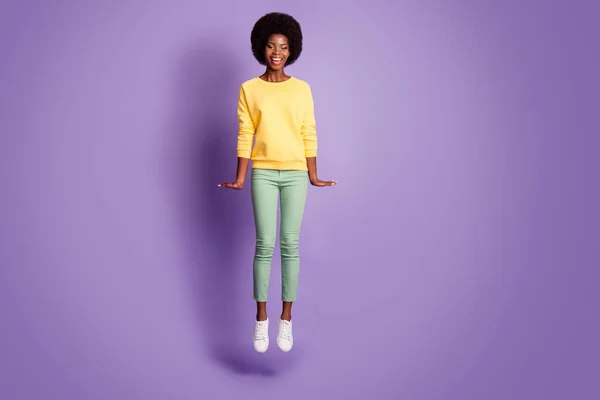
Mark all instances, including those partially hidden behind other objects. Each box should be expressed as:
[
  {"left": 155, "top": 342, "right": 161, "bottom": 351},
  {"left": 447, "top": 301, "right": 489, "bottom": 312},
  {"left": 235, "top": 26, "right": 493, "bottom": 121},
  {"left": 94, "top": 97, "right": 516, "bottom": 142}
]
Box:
[
  {"left": 277, "top": 319, "right": 293, "bottom": 352},
  {"left": 253, "top": 319, "right": 269, "bottom": 353}
]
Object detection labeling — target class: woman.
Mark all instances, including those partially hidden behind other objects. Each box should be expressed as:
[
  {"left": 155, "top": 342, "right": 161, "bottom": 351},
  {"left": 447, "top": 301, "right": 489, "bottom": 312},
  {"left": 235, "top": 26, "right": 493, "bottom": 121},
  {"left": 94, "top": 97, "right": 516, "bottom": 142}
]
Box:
[{"left": 219, "top": 12, "right": 336, "bottom": 353}]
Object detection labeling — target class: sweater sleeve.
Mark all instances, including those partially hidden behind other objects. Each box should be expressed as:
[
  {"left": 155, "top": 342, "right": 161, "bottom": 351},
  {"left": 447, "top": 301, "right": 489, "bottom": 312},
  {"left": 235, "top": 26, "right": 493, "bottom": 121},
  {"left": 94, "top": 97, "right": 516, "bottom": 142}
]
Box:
[
  {"left": 301, "top": 84, "right": 318, "bottom": 158},
  {"left": 236, "top": 85, "right": 255, "bottom": 158}
]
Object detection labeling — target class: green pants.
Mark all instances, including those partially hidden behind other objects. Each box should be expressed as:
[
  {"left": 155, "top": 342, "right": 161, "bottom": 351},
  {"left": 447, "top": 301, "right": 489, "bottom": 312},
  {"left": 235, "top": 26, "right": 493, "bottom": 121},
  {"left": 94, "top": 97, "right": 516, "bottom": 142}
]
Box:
[{"left": 251, "top": 168, "right": 308, "bottom": 302}]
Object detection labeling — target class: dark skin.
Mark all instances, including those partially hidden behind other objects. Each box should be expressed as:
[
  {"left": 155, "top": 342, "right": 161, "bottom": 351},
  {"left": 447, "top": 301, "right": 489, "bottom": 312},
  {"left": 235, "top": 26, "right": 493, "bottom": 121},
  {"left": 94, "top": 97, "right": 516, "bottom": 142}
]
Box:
[{"left": 219, "top": 33, "right": 336, "bottom": 322}]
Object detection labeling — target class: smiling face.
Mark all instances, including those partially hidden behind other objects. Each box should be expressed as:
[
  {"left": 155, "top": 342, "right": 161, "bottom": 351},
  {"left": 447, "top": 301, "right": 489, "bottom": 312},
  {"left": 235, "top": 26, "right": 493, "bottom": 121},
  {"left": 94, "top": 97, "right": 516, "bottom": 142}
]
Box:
[{"left": 264, "top": 33, "right": 290, "bottom": 70}]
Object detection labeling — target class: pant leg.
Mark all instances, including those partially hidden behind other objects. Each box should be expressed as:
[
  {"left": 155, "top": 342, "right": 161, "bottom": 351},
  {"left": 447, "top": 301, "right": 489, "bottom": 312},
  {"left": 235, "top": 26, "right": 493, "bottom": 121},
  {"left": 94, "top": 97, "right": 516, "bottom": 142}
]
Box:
[
  {"left": 278, "top": 170, "right": 309, "bottom": 302},
  {"left": 251, "top": 168, "right": 279, "bottom": 302}
]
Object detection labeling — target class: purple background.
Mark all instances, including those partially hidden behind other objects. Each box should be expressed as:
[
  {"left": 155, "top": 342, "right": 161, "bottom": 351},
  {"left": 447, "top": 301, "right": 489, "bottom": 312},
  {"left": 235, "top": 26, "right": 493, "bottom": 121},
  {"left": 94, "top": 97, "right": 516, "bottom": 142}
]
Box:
[{"left": 1, "top": 1, "right": 598, "bottom": 399}]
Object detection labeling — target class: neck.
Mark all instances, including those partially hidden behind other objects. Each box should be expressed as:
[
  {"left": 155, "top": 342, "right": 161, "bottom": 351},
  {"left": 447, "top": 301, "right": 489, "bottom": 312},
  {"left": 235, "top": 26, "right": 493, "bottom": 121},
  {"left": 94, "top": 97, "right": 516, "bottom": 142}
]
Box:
[{"left": 261, "top": 68, "right": 289, "bottom": 82}]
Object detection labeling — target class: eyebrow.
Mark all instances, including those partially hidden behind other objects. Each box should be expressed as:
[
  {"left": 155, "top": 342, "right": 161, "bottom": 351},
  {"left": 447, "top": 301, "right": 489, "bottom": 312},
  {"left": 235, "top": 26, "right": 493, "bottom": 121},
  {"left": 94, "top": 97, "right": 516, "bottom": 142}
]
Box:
[{"left": 267, "top": 41, "right": 288, "bottom": 45}]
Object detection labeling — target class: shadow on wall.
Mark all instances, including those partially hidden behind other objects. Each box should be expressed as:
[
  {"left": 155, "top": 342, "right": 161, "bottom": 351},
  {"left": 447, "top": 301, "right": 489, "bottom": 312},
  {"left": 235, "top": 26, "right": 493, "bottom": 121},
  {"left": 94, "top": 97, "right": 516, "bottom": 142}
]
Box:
[{"left": 163, "top": 38, "right": 301, "bottom": 377}]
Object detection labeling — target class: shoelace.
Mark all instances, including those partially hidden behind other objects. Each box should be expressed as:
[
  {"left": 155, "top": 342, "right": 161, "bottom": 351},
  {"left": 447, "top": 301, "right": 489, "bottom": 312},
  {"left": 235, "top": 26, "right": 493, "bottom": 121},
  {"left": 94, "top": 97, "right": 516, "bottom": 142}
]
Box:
[
  {"left": 279, "top": 321, "right": 292, "bottom": 340},
  {"left": 254, "top": 322, "right": 267, "bottom": 340}
]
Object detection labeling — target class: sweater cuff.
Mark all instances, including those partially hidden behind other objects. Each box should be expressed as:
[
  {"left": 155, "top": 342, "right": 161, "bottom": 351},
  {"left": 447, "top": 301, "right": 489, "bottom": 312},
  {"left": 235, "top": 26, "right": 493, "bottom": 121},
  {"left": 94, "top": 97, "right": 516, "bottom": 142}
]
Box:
[
  {"left": 305, "top": 149, "right": 317, "bottom": 158},
  {"left": 237, "top": 150, "right": 251, "bottom": 158}
]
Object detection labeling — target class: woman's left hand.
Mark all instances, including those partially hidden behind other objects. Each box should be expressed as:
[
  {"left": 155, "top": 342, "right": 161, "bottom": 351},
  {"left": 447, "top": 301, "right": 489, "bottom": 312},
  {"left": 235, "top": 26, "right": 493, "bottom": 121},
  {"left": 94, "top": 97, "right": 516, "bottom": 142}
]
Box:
[{"left": 310, "top": 178, "right": 337, "bottom": 187}]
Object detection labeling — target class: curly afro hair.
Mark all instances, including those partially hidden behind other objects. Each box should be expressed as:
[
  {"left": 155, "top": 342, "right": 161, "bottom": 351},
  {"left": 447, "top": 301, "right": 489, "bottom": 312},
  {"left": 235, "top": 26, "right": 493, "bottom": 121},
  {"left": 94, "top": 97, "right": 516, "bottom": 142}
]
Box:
[{"left": 250, "top": 12, "right": 303, "bottom": 66}]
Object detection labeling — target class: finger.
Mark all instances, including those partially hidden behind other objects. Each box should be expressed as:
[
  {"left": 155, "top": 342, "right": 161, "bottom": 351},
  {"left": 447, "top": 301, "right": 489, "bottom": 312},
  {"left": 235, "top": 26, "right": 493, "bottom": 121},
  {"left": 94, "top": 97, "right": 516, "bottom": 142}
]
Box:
[{"left": 316, "top": 181, "right": 333, "bottom": 187}]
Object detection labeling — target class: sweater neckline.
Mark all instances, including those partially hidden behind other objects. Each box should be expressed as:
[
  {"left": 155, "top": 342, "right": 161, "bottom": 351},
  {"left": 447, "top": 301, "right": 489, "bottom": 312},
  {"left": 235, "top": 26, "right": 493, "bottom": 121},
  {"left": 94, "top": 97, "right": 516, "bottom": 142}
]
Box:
[{"left": 256, "top": 76, "right": 294, "bottom": 84}]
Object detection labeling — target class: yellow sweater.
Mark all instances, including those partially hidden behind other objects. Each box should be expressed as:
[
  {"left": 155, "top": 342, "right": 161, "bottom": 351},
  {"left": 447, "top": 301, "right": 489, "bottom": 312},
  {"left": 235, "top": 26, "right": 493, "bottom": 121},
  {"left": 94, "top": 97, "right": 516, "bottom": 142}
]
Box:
[{"left": 236, "top": 76, "right": 317, "bottom": 171}]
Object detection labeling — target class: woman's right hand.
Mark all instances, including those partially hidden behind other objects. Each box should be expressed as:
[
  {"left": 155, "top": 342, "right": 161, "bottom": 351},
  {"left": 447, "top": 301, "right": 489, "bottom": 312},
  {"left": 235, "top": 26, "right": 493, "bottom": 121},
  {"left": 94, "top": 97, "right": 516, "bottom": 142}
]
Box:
[
  {"left": 219, "top": 158, "right": 249, "bottom": 190},
  {"left": 218, "top": 180, "right": 244, "bottom": 190}
]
